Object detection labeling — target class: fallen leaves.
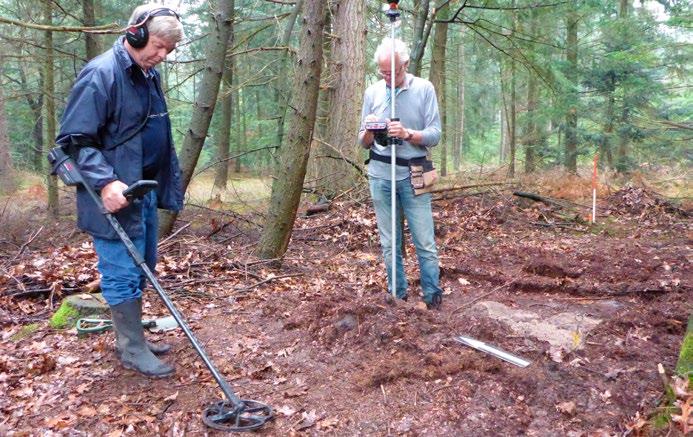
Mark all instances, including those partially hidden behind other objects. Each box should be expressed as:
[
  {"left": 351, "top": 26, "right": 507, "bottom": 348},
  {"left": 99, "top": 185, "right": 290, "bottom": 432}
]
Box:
[
  {"left": 45, "top": 414, "right": 77, "bottom": 430},
  {"left": 671, "top": 397, "right": 692, "bottom": 434},
  {"left": 555, "top": 401, "right": 576, "bottom": 415},
  {"left": 27, "top": 354, "right": 56, "bottom": 376},
  {"left": 277, "top": 405, "right": 297, "bottom": 417},
  {"left": 78, "top": 404, "right": 97, "bottom": 417},
  {"left": 669, "top": 375, "right": 693, "bottom": 434},
  {"left": 293, "top": 409, "right": 319, "bottom": 431}
]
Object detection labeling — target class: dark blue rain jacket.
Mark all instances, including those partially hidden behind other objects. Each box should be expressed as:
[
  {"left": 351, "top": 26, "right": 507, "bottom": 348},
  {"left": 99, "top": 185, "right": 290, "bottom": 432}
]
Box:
[{"left": 56, "top": 37, "right": 183, "bottom": 239}]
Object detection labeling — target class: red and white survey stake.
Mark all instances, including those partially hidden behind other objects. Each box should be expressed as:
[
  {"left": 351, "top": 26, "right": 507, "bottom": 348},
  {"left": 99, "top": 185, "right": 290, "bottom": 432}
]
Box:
[{"left": 591, "top": 153, "right": 599, "bottom": 223}]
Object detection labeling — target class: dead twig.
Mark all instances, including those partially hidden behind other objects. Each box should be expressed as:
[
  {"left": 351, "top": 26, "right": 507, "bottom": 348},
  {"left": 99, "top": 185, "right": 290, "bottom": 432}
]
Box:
[
  {"left": 234, "top": 273, "right": 304, "bottom": 293},
  {"left": 1, "top": 265, "right": 27, "bottom": 293},
  {"left": 216, "top": 232, "right": 243, "bottom": 245},
  {"left": 11, "top": 226, "right": 44, "bottom": 262},
  {"left": 293, "top": 220, "right": 346, "bottom": 233},
  {"left": 448, "top": 277, "right": 521, "bottom": 322},
  {"left": 158, "top": 222, "right": 192, "bottom": 247},
  {"left": 187, "top": 203, "right": 263, "bottom": 229},
  {"left": 174, "top": 274, "right": 260, "bottom": 288}
]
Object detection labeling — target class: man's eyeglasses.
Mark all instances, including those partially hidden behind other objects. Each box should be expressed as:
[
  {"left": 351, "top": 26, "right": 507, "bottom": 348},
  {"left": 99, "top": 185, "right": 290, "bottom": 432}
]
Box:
[{"left": 378, "top": 63, "right": 406, "bottom": 77}]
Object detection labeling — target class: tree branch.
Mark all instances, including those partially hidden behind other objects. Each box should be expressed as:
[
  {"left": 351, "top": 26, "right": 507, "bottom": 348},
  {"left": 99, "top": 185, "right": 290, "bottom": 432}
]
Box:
[{"left": 0, "top": 15, "right": 120, "bottom": 33}]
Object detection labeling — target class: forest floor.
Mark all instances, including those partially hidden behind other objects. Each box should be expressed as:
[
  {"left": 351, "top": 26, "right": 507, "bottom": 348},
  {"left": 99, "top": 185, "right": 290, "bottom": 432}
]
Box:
[{"left": 0, "top": 170, "right": 691, "bottom": 436}]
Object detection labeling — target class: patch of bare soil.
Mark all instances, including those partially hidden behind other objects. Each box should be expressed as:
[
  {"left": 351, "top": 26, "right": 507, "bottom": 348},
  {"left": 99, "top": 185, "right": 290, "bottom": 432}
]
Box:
[{"left": 0, "top": 186, "right": 690, "bottom": 435}]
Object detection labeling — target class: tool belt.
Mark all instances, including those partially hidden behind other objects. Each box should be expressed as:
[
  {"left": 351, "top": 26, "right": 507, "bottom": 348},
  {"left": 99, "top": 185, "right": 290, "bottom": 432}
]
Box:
[{"left": 366, "top": 150, "right": 438, "bottom": 195}]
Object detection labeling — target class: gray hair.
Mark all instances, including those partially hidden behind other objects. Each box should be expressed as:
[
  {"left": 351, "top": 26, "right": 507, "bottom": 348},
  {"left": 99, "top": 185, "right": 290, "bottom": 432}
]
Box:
[
  {"left": 128, "top": 4, "right": 184, "bottom": 45},
  {"left": 373, "top": 38, "right": 410, "bottom": 65}
]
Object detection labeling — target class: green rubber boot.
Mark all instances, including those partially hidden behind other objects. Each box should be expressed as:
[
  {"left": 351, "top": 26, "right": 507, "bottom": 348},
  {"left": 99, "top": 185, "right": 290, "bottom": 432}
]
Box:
[
  {"left": 114, "top": 298, "right": 171, "bottom": 359},
  {"left": 110, "top": 299, "right": 174, "bottom": 378}
]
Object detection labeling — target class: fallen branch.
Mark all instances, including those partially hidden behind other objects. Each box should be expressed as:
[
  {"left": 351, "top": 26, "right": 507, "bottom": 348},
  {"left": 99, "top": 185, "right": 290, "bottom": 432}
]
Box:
[
  {"left": 429, "top": 181, "right": 513, "bottom": 194},
  {"left": 513, "top": 191, "right": 566, "bottom": 207},
  {"left": 513, "top": 191, "right": 589, "bottom": 210},
  {"left": 529, "top": 221, "right": 585, "bottom": 231},
  {"left": 305, "top": 202, "right": 330, "bottom": 216},
  {"left": 0, "top": 310, "right": 50, "bottom": 326},
  {"left": 5, "top": 286, "right": 83, "bottom": 299}
]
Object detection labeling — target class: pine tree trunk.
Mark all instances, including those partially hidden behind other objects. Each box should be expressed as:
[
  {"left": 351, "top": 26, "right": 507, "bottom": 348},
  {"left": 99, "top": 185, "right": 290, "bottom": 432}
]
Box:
[
  {"left": 274, "top": 0, "right": 304, "bottom": 150},
  {"left": 508, "top": 0, "right": 517, "bottom": 178},
  {"left": 616, "top": 0, "right": 630, "bottom": 171},
  {"left": 21, "top": 67, "right": 44, "bottom": 173},
  {"left": 409, "top": 0, "right": 431, "bottom": 76},
  {"left": 233, "top": 80, "right": 242, "bottom": 173},
  {"left": 159, "top": 0, "right": 235, "bottom": 236},
  {"left": 319, "top": 0, "right": 366, "bottom": 196},
  {"left": 240, "top": 87, "right": 248, "bottom": 168},
  {"left": 523, "top": 8, "right": 539, "bottom": 174},
  {"left": 603, "top": 84, "right": 615, "bottom": 169},
  {"left": 312, "top": 9, "right": 332, "bottom": 193},
  {"left": 0, "top": 78, "right": 16, "bottom": 194},
  {"left": 213, "top": 31, "right": 236, "bottom": 191},
  {"left": 256, "top": 0, "right": 326, "bottom": 261},
  {"left": 454, "top": 28, "right": 465, "bottom": 171},
  {"left": 524, "top": 75, "right": 538, "bottom": 174},
  {"left": 428, "top": 0, "right": 448, "bottom": 176},
  {"left": 564, "top": 3, "right": 578, "bottom": 173},
  {"left": 82, "top": 0, "right": 100, "bottom": 61},
  {"left": 44, "top": 0, "right": 58, "bottom": 216}
]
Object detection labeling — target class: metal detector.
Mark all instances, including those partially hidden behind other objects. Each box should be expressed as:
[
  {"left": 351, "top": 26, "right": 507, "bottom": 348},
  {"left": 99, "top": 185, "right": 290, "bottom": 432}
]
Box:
[
  {"left": 48, "top": 146, "right": 273, "bottom": 432},
  {"left": 385, "top": 0, "right": 401, "bottom": 300}
]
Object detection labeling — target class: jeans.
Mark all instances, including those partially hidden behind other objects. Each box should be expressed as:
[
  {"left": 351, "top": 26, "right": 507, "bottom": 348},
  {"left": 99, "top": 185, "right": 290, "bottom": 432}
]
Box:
[
  {"left": 369, "top": 177, "right": 442, "bottom": 302},
  {"left": 93, "top": 191, "right": 159, "bottom": 306}
]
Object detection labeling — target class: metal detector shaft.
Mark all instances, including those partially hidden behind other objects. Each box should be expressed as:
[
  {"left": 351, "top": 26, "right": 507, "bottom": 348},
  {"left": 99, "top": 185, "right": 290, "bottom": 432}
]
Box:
[{"left": 78, "top": 176, "right": 243, "bottom": 405}]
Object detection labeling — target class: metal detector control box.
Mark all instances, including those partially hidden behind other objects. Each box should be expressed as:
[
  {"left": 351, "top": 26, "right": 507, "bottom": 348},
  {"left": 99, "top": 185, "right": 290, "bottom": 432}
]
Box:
[{"left": 365, "top": 121, "right": 388, "bottom": 131}]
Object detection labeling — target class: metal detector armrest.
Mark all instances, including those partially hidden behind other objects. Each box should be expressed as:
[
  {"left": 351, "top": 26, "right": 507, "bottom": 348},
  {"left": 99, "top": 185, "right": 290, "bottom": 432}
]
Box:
[
  {"left": 122, "top": 180, "right": 158, "bottom": 200},
  {"left": 47, "top": 146, "right": 84, "bottom": 186}
]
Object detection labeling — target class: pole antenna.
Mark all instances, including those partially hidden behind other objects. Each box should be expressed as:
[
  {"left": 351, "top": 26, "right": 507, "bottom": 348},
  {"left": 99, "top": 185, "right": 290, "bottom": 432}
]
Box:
[{"left": 384, "top": 0, "right": 401, "bottom": 300}]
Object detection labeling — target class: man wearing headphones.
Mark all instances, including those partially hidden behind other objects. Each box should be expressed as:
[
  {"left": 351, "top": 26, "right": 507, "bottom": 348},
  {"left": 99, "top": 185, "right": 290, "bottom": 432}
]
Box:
[{"left": 56, "top": 4, "right": 184, "bottom": 378}]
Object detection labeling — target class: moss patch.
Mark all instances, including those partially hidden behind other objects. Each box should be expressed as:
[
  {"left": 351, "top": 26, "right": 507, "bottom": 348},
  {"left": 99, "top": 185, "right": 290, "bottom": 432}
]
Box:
[
  {"left": 651, "top": 405, "right": 678, "bottom": 430},
  {"left": 10, "top": 323, "right": 40, "bottom": 341},
  {"left": 676, "top": 313, "right": 693, "bottom": 383},
  {"left": 49, "top": 300, "right": 79, "bottom": 329},
  {"left": 588, "top": 217, "right": 628, "bottom": 237}
]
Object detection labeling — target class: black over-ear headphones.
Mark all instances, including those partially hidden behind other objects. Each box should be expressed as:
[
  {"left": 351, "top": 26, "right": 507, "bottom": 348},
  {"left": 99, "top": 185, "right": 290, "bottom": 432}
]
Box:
[{"left": 125, "top": 8, "right": 180, "bottom": 49}]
